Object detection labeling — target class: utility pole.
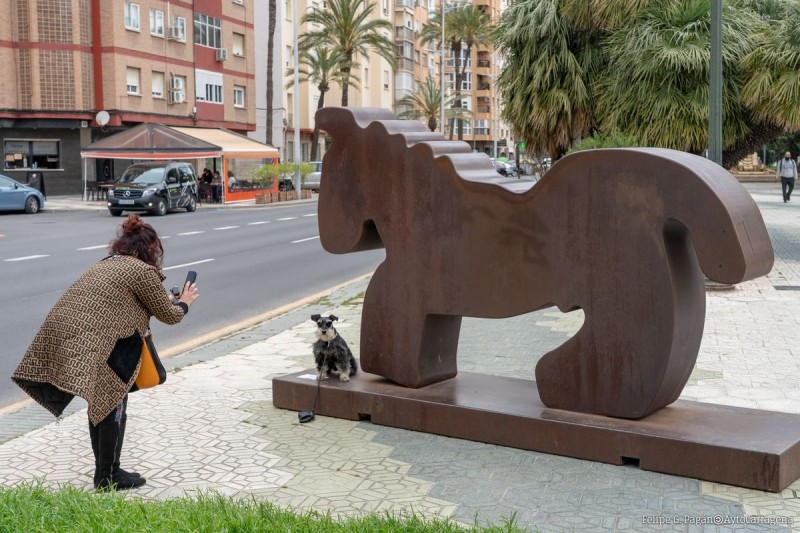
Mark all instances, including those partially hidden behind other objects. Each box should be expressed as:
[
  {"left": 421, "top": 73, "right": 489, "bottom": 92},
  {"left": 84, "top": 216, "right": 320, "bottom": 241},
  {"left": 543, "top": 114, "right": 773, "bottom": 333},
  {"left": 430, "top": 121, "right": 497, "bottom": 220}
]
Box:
[{"left": 708, "top": 0, "right": 723, "bottom": 166}]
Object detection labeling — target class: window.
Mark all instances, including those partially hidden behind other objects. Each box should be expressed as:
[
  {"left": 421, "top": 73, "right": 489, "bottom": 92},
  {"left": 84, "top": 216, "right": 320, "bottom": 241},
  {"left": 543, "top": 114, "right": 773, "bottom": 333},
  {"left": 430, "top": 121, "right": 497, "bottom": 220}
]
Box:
[
  {"left": 170, "top": 16, "right": 187, "bottom": 41},
  {"left": 445, "top": 72, "right": 471, "bottom": 91},
  {"left": 383, "top": 70, "right": 389, "bottom": 90},
  {"left": 285, "top": 45, "right": 292, "bottom": 67},
  {"left": 233, "top": 85, "right": 245, "bottom": 107},
  {"left": 126, "top": 67, "right": 141, "bottom": 95},
  {"left": 4, "top": 140, "right": 61, "bottom": 170},
  {"left": 193, "top": 13, "right": 221, "bottom": 49},
  {"left": 232, "top": 33, "right": 244, "bottom": 56},
  {"left": 415, "top": 51, "right": 420, "bottom": 64},
  {"left": 195, "top": 69, "right": 223, "bottom": 104},
  {"left": 152, "top": 71, "right": 165, "bottom": 98},
  {"left": 150, "top": 9, "right": 164, "bottom": 36},
  {"left": 124, "top": 2, "right": 140, "bottom": 31},
  {"left": 363, "top": 68, "right": 369, "bottom": 87}
]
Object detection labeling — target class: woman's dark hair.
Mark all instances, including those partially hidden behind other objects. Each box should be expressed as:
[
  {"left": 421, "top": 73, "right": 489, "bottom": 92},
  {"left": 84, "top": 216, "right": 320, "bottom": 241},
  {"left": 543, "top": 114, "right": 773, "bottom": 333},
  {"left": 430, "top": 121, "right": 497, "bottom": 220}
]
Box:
[{"left": 109, "top": 214, "right": 163, "bottom": 268}]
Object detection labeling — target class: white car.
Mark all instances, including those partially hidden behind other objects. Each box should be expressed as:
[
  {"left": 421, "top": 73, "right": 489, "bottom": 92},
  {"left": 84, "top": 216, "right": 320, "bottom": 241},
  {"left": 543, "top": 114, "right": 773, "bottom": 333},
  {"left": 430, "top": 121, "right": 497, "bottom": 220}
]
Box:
[{"left": 303, "top": 161, "right": 322, "bottom": 192}]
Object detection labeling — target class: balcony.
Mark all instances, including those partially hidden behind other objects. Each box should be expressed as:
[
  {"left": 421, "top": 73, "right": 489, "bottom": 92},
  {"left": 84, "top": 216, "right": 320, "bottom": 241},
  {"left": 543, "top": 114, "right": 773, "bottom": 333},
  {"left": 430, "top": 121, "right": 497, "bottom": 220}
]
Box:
[
  {"left": 474, "top": 128, "right": 490, "bottom": 136},
  {"left": 476, "top": 59, "right": 490, "bottom": 68},
  {"left": 477, "top": 83, "right": 491, "bottom": 92},
  {"left": 394, "top": 0, "right": 414, "bottom": 8},
  {"left": 397, "top": 57, "right": 414, "bottom": 71},
  {"left": 394, "top": 26, "right": 415, "bottom": 41},
  {"left": 476, "top": 104, "right": 491, "bottom": 114}
]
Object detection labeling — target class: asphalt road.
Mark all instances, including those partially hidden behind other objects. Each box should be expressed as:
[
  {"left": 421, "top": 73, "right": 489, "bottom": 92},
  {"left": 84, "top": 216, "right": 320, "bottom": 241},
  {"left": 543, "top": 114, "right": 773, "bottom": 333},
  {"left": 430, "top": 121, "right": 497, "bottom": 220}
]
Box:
[{"left": 0, "top": 204, "right": 384, "bottom": 408}]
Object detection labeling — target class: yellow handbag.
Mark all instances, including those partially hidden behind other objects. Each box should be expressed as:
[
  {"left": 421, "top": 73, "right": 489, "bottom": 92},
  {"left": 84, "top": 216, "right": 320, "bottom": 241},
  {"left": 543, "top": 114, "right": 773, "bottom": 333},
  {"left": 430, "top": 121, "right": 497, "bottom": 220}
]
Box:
[{"left": 135, "top": 332, "right": 166, "bottom": 389}]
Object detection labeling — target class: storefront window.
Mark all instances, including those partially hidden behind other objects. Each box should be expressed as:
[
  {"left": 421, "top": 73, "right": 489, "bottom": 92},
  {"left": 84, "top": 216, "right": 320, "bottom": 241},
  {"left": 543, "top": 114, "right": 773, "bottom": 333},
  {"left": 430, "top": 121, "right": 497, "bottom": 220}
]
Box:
[
  {"left": 226, "top": 158, "right": 273, "bottom": 192},
  {"left": 4, "top": 140, "right": 61, "bottom": 170}
]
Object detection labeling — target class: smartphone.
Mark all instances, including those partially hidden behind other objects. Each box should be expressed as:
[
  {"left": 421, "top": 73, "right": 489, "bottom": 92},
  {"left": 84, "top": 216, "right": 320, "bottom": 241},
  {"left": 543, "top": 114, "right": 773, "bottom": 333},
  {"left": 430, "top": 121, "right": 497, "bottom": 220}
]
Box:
[{"left": 180, "top": 270, "right": 197, "bottom": 296}]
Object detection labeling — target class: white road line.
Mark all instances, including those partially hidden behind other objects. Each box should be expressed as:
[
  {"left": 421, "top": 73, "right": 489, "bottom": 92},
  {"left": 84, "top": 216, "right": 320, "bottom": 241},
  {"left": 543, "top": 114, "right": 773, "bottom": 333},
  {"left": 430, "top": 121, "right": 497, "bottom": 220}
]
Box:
[
  {"left": 161, "top": 236, "right": 171, "bottom": 239},
  {"left": 162, "top": 258, "right": 215, "bottom": 271},
  {"left": 277, "top": 217, "right": 297, "bottom": 221},
  {"left": 291, "top": 236, "right": 320, "bottom": 244},
  {"left": 213, "top": 226, "right": 239, "bottom": 231},
  {"left": 5, "top": 255, "right": 49, "bottom": 262},
  {"left": 302, "top": 213, "right": 317, "bottom": 217},
  {"left": 77, "top": 245, "right": 108, "bottom": 251},
  {"left": 177, "top": 231, "right": 205, "bottom": 236},
  {"left": 247, "top": 221, "right": 270, "bottom": 225}
]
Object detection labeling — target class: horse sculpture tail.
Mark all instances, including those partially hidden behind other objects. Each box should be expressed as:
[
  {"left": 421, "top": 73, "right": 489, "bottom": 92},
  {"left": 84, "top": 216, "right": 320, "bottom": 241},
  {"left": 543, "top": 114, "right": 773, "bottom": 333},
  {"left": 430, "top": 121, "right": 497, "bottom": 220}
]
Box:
[{"left": 535, "top": 148, "right": 774, "bottom": 418}]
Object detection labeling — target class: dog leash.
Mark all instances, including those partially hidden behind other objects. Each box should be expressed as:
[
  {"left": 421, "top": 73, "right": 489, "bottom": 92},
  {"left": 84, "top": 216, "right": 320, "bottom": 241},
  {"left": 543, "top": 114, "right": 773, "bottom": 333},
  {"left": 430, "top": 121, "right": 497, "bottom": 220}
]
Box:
[{"left": 298, "top": 375, "right": 321, "bottom": 424}]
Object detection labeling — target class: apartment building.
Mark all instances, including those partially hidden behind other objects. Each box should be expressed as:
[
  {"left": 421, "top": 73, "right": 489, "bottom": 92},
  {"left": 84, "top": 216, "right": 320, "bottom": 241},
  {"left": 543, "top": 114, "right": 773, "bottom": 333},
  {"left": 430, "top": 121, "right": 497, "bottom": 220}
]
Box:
[
  {"left": 0, "top": 0, "right": 256, "bottom": 194},
  {"left": 392, "top": 0, "right": 513, "bottom": 156}
]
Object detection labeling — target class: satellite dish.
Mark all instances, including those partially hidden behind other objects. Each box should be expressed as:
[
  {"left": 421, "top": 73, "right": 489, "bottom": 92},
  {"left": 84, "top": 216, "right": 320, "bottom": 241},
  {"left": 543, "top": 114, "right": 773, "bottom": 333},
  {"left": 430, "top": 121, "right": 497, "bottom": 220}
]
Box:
[{"left": 95, "top": 111, "right": 110, "bottom": 126}]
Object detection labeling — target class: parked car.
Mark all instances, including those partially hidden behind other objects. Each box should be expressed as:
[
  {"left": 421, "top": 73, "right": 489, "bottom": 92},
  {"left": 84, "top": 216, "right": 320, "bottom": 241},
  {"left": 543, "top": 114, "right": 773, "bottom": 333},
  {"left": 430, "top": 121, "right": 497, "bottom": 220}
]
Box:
[
  {"left": 106, "top": 161, "right": 198, "bottom": 216},
  {"left": 490, "top": 159, "right": 518, "bottom": 178},
  {"left": 0, "top": 174, "right": 44, "bottom": 214},
  {"left": 303, "top": 161, "right": 323, "bottom": 192}
]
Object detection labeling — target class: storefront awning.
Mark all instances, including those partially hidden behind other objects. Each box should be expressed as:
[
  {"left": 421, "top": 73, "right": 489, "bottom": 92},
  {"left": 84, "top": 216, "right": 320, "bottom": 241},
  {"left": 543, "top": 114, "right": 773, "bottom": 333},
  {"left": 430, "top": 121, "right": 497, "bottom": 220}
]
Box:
[
  {"left": 170, "top": 127, "right": 279, "bottom": 159},
  {"left": 81, "top": 123, "right": 223, "bottom": 160}
]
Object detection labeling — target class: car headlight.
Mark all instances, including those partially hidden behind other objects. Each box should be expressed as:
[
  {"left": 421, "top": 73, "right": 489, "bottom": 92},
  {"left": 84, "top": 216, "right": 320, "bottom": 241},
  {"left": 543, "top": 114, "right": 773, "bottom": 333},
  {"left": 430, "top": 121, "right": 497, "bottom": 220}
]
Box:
[{"left": 142, "top": 187, "right": 158, "bottom": 197}]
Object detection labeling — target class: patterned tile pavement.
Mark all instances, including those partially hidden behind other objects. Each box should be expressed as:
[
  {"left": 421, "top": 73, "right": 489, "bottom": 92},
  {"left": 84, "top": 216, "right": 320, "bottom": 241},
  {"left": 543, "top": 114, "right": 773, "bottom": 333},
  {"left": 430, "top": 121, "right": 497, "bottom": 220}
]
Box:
[{"left": 0, "top": 182, "right": 799, "bottom": 532}]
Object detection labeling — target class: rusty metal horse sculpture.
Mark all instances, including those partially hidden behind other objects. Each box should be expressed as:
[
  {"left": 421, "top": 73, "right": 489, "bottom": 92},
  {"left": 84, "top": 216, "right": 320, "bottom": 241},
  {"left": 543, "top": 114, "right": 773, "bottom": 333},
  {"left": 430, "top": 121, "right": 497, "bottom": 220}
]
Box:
[{"left": 315, "top": 107, "right": 774, "bottom": 420}]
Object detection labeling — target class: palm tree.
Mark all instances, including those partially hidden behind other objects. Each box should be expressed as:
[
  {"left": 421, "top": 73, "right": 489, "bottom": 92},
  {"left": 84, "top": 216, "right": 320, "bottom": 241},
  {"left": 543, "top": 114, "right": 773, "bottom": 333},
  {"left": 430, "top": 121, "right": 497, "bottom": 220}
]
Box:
[
  {"left": 396, "top": 77, "right": 454, "bottom": 132},
  {"left": 741, "top": 2, "right": 800, "bottom": 132},
  {"left": 449, "top": 6, "right": 493, "bottom": 140},
  {"left": 595, "top": 0, "right": 771, "bottom": 167},
  {"left": 420, "top": 5, "right": 492, "bottom": 140},
  {"left": 494, "top": 0, "right": 595, "bottom": 159},
  {"left": 299, "top": 0, "right": 395, "bottom": 106},
  {"left": 286, "top": 46, "right": 358, "bottom": 160}
]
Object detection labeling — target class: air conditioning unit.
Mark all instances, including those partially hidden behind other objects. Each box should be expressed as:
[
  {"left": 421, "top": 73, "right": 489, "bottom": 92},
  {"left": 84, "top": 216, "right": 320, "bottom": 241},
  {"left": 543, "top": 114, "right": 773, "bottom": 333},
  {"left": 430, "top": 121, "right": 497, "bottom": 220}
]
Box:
[
  {"left": 216, "top": 48, "right": 228, "bottom": 61},
  {"left": 167, "top": 26, "right": 184, "bottom": 40},
  {"left": 169, "top": 77, "right": 185, "bottom": 91},
  {"left": 169, "top": 91, "right": 186, "bottom": 104}
]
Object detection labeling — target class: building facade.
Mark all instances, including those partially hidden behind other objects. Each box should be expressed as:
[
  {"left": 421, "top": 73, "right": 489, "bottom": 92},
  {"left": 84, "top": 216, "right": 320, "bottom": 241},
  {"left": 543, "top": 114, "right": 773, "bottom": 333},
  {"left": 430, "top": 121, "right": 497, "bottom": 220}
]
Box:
[{"left": 1, "top": 0, "right": 257, "bottom": 194}]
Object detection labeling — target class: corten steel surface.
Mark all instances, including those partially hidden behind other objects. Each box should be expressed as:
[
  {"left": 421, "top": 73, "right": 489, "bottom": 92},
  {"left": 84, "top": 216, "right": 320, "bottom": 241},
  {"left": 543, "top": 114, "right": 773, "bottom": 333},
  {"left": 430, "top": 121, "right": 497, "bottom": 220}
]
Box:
[
  {"left": 273, "top": 370, "right": 800, "bottom": 492},
  {"left": 313, "top": 107, "right": 774, "bottom": 419}
]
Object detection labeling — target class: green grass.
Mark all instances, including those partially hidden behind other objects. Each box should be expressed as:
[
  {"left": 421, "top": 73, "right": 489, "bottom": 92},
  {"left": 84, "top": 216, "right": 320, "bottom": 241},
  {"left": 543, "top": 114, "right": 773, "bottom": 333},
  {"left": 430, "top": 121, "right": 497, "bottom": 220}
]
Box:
[
  {"left": 0, "top": 484, "right": 527, "bottom": 533},
  {"left": 341, "top": 292, "right": 366, "bottom": 307}
]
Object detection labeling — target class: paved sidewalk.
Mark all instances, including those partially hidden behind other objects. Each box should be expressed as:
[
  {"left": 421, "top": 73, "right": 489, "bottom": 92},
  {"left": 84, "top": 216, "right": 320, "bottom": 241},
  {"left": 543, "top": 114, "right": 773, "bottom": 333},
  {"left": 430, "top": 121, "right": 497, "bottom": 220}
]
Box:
[{"left": 1, "top": 182, "right": 799, "bottom": 532}]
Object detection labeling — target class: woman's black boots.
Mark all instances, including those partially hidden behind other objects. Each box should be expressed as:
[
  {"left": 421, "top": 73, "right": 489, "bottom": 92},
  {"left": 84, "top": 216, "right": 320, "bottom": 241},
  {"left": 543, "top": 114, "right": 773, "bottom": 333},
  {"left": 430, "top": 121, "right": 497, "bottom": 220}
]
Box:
[{"left": 90, "top": 396, "right": 145, "bottom": 490}]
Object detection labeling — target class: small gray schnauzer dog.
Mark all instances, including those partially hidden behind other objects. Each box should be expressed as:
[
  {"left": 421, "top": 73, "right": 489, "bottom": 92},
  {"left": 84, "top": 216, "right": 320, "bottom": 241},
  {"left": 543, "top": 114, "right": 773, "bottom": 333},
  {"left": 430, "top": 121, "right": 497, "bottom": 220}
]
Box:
[{"left": 312, "top": 314, "right": 358, "bottom": 381}]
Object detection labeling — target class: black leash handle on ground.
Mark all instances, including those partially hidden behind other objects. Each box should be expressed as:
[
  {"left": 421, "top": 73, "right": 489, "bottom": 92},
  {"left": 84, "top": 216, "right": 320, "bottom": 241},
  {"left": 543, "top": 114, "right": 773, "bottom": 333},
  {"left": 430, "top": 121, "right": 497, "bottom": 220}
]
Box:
[{"left": 298, "top": 376, "right": 321, "bottom": 423}]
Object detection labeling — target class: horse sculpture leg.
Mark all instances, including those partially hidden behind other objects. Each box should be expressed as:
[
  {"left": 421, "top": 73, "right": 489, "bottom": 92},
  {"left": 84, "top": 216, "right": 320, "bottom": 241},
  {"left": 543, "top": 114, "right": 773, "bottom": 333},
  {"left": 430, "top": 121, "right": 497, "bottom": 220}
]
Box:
[
  {"left": 360, "top": 264, "right": 461, "bottom": 387},
  {"left": 536, "top": 220, "right": 706, "bottom": 419}
]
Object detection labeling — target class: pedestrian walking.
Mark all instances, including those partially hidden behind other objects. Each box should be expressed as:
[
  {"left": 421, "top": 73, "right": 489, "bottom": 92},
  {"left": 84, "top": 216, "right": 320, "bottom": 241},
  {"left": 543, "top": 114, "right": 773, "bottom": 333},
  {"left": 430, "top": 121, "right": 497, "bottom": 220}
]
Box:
[
  {"left": 777, "top": 151, "right": 797, "bottom": 202},
  {"left": 11, "top": 214, "right": 199, "bottom": 490}
]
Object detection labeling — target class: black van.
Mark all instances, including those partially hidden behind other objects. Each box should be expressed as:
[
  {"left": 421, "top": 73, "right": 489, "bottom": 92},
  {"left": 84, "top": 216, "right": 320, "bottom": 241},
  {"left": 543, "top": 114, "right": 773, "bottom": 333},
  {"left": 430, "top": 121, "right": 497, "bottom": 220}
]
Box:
[{"left": 107, "top": 161, "right": 198, "bottom": 216}]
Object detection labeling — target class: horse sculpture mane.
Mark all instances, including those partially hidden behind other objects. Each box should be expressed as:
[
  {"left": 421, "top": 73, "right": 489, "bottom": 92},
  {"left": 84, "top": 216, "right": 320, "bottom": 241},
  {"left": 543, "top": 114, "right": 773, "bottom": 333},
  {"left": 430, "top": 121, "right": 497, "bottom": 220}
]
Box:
[{"left": 315, "top": 106, "right": 774, "bottom": 419}]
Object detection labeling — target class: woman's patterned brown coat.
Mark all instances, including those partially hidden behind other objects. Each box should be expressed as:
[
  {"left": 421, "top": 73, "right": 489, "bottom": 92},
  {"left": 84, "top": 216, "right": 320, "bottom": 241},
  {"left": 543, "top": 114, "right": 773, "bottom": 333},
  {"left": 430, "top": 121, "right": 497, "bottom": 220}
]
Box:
[{"left": 12, "top": 255, "right": 186, "bottom": 425}]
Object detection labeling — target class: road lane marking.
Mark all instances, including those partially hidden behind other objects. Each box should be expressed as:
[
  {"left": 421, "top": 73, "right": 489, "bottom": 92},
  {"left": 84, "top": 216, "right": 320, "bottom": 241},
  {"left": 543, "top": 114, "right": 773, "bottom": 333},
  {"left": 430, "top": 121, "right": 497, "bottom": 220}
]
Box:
[
  {"left": 178, "top": 231, "right": 205, "bottom": 236},
  {"left": 302, "top": 214, "right": 317, "bottom": 217},
  {"left": 291, "top": 236, "right": 320, "bottom": 244},
  {"left": 162, "top": 258, "right": 215, "bottom": 271},
  {"left": 247, "top": 221, "right": 270, "bottom": 225},
  {"left": 77, "top": 245, "right": 108, "bottom": 251},
  {"left": 5, "top": 255, "right": 49, "bottom": 262},
  {"left": 277, "top": 217, "right": 297, "bottom": 221},
  {"left": 214, "top": 226, "right": 239, "bottom": 231}
]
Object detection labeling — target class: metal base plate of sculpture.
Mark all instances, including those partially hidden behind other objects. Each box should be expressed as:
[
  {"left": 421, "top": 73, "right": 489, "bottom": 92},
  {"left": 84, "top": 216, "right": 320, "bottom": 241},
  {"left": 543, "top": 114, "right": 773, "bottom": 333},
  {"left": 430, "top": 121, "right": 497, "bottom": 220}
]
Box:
[{"left": 273, "top": 107, "right": 799, "bottom": 491}]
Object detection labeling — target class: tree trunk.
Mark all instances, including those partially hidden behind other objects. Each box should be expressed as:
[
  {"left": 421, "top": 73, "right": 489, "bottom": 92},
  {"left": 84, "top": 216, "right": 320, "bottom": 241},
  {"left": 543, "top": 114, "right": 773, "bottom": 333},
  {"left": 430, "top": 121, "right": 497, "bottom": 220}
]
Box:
[
  {"left": 310, "top": 87, "right": 327, "bottom": 161},
  {"left": 457, "top": 46, "right": 472, "bottom": 141},
  {"left": 428, "top": 115, "right": 437, "bottom": 132},
  {"left": 452, "top": 43, "right": 463, "bottom": 141},
  {"left": 266, "top": 0, "right": 277, "bottom": 146},
  {"left": 721, "top": 121, "right": 783, "bottom": 170},
  {"left": 341, "top": 55, "right": 352, "bottom": 106}
]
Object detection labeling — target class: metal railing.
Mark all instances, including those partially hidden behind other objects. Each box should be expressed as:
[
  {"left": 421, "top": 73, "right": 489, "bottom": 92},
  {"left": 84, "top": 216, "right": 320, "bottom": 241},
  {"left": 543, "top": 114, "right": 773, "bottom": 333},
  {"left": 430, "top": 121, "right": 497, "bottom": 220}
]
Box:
[
  {"left": 394, "top": 27, "right": 415, "bottom": 41},
  {"left": 397, "top": 57, "right": 414, "bottom": 71},
  {"left": 476, "top": 59, "right": 490, "bottom": 68}
]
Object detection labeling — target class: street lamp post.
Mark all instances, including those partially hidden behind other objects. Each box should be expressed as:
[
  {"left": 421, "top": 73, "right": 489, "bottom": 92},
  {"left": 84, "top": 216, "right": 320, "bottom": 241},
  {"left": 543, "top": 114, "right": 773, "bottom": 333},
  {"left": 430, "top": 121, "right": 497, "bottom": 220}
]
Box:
[
  {"left": 708, "top": 0, "right": 722, "bottom": 166},
  {"left": 440, "top": 1, "right": 454, "bottom": 135},
  {"left": 293, "top": 0, "right": 302, "bottom": 197}
]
